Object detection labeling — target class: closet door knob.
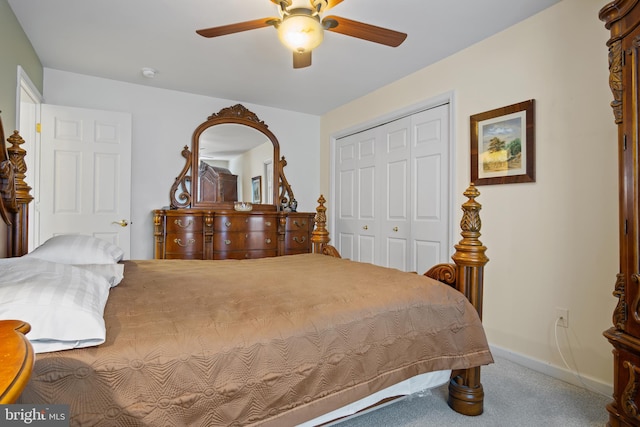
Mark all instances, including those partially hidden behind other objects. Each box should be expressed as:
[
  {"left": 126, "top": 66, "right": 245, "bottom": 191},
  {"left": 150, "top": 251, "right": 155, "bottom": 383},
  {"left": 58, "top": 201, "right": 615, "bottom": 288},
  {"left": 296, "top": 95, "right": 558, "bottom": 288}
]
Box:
[
  {"left": 362, "top": 225, "right": 368, "bottom": 230},
  {"left": 393, "top": 227, "right": 398, "bottom": 232}
]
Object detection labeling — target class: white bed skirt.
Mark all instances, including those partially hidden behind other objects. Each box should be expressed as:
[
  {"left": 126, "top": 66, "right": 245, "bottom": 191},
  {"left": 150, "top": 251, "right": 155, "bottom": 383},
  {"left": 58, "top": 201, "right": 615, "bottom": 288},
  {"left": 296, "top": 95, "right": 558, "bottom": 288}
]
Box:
[{"left": 298, "top": 369, "right": 451, "bottom": 426}]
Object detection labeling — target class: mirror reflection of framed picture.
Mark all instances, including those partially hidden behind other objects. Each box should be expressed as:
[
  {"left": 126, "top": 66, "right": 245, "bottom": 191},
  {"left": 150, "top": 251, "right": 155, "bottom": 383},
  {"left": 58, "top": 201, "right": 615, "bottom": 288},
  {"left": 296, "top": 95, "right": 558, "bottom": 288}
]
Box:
[
  {"left": 470, "top": 99, "right": 535, "bottom": 185},
  {"left": 252, "top": 176, "right": 262, "bottom": 203}
]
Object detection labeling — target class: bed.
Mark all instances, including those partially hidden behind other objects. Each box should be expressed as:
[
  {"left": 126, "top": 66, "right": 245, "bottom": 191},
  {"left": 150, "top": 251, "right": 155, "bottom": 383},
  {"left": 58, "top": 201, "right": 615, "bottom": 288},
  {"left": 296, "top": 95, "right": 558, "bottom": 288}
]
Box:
[{"left": 0, "top": 113, "right": 493, "bottom": 426}]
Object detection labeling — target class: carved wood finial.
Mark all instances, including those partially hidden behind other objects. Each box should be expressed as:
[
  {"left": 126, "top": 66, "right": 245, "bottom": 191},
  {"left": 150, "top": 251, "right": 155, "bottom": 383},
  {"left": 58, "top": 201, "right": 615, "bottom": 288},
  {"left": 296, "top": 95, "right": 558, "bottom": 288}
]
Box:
[
  {"left": 451, "top": 184, "right": 489, "bottom": 269},
  {"left": 311, "top": 194, "right": 330, "bottom": 254},
  {"left": 6, "top": 130, "right": 33, "bottom": 205}
]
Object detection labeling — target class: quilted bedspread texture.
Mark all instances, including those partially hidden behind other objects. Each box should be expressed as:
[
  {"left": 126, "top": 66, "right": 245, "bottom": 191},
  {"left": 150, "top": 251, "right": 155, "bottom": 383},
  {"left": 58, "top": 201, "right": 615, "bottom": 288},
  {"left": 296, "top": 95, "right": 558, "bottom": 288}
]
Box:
[{"left": 19, "top": 254, "right": 493, "bottom": 426}]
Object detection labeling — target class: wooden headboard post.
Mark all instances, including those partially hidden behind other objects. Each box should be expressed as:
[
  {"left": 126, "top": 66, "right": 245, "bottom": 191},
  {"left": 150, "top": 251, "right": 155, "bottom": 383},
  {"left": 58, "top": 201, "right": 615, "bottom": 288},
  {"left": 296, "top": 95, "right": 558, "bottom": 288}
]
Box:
[
  {"left": 0, "top": 113, "right": 33, "bottom": 257},
  {"left": 447, "top": 184, "right": 489, "bottom": 416}
]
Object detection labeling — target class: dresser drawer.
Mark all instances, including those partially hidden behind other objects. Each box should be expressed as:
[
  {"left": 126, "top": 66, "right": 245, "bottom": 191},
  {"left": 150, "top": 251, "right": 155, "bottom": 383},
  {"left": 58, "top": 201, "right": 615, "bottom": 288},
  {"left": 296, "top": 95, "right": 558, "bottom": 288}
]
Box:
[
  {"left": 214, "top": 214, "right": 277, "bottom": 232},
  {"left": 283, "top": 232, "right": 311, "bottom": 254},
  {"left": 214, "top": 231, "right": 277, "bottom": 251},
  {"left": 165, "top": 215, "right": 203, "bottom": 233},
  {"left": 165, "top": 232, "right": 203, "bottom": 254},
  {"left": 285, "top": 215, "right": 313, "bottom": 231},
  {"left": 213, "top": 249, "right": 278, "bottom": 260}
]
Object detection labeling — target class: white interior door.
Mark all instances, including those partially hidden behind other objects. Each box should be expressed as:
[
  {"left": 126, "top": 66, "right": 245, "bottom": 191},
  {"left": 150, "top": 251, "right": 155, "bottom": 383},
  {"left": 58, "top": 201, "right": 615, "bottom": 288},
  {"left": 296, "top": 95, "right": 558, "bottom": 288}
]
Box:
[{"left": 38, "top": 105, "right": 132, "bottom": 257}]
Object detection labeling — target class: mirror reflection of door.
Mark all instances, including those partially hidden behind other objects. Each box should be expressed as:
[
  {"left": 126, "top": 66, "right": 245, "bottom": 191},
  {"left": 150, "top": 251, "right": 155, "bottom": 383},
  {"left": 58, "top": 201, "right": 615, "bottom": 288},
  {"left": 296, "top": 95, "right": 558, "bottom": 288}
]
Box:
[{"left": 198, "top": 124, "right": 272, "bottom": 204}]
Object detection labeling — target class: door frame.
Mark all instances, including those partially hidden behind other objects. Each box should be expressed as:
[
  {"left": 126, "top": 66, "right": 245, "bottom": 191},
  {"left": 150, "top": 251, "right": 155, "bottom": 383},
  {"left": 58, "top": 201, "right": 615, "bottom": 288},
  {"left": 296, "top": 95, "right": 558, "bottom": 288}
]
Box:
[
  {"left": 329, "top": 91, "right": 457, "bottom": 261},
  {"left": 16, "top": 66, "right": 43, "bottom": 252}
]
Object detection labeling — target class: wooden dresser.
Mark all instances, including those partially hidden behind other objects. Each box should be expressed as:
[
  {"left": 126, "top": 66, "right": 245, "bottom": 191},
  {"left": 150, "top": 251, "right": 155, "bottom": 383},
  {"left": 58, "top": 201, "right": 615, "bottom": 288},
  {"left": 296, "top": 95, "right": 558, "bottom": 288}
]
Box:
[
  {"left": 154, "top": 208, "right": 315, "bottom": 260},
  {"left": 157, "top": 104, "right": 317, "bottom": 261},
  {"left": 600, "top": 2, "right": 640, "bottom": 425}
]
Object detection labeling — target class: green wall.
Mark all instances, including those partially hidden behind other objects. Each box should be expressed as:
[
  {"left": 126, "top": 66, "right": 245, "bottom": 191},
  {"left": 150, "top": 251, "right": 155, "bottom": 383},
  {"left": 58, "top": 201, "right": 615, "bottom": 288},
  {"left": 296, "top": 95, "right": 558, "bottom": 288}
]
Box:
[{"left": 0, "top": 0, "right": 42, "bottom": 132}]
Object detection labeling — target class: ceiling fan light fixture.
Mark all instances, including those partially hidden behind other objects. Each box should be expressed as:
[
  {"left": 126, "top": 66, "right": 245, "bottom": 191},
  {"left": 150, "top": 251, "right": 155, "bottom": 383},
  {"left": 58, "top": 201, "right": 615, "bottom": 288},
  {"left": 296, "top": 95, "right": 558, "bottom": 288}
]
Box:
[{"left": 277, "top": 13, "right": 323, "bottom": 52}]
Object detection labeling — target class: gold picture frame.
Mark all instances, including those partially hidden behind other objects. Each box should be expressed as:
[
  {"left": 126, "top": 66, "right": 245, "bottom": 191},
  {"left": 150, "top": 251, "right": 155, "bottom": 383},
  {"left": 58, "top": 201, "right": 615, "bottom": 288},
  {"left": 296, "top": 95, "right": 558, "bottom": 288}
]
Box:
[{"left": 470, "top": 99, "right": 535, "bottom": 185}]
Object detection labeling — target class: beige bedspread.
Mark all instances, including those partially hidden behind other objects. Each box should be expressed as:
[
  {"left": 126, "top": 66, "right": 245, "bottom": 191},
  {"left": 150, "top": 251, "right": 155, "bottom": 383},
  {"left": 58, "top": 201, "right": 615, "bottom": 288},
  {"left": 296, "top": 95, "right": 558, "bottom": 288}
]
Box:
[{"left": 19, "top": 254, "right": 493, "bottom": 426}]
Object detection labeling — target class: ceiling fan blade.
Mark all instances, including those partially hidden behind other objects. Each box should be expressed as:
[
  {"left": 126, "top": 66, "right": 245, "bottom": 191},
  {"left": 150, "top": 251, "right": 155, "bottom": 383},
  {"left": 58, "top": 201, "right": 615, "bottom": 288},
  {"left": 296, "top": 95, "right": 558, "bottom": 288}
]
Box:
[
  {"left": 196, "top": 18, "right": 278, "bottom": 38},
  {"left": 293, "top": 51, "right": 312, "bottom": 69},
  {"left": 323, "top": 15, "right": 407, "bottom": 47}
]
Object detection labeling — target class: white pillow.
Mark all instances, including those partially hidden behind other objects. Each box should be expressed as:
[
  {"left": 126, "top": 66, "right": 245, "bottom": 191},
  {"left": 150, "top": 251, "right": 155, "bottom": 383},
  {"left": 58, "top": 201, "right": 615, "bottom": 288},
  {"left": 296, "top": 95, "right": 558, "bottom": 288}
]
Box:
[
  {"left": 73, "top": 263, "right": 125, "bottom": 288},
  {"left": 25, "top": 234, "right": 124, "bottom": 264},
  {"left": 0, "top": 257, "right": 112, "bottom": 353}
]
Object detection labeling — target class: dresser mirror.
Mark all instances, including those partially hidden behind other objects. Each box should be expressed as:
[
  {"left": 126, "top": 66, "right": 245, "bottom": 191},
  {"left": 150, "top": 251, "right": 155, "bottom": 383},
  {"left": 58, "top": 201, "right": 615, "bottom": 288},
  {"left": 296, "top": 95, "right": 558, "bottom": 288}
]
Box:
[{"left": 169, "top": 104, "right": 295, "bottom": 210}]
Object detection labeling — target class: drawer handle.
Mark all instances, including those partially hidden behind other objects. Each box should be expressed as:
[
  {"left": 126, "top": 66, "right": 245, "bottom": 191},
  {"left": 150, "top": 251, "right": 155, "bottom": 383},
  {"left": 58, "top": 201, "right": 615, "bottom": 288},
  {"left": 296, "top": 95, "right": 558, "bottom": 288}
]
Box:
[
  {"left": 174, "top": 238, "right": 195, "bottom": 247},
  {"left": 293, "top": 220, "right": 306, "bottom": 227},
  {"left": 225, "top": 221, "right": 231, "bottom": 228},
  {"left": 265, "top": 238, "right": 272, "bottom": 244},
  {"left": 293, "top": 236, "right": 307, "bottom": 243},
  {"left": 225, "top": 239, "right": 231, "bottom": 245},
  {"left": 174, "top": 219, "right": 193, "bottom": 228},
  {"left": 265, "top": 221, "right": 272, "bottom": 227}
]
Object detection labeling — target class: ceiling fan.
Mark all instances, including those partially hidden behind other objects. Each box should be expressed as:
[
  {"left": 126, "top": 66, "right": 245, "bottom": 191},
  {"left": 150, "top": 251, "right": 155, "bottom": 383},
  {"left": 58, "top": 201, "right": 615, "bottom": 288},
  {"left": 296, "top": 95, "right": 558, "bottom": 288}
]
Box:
[{"left": 196, "top": 0, "right": 407, "bottom": 69}]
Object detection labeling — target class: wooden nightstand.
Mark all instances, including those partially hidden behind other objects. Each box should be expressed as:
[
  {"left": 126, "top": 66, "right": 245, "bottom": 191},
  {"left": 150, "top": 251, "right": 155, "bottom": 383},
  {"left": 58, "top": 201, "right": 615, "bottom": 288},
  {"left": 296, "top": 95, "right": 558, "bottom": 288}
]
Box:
[{"left": 0, "top": 320, "right": 34, "bottom": 403}]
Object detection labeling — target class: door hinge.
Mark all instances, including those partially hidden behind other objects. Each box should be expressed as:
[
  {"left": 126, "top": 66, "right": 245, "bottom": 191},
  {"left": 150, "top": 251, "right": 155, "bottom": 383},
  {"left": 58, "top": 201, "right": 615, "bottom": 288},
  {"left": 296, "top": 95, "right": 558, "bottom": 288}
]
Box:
[{"left": 36, "top": 123, "right": 41, "bottom": 133}]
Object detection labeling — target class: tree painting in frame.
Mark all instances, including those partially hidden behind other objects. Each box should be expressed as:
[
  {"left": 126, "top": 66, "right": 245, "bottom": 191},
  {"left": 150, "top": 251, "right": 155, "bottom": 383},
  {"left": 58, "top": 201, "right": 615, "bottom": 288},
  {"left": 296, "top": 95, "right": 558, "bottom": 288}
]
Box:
[
  {"left": 470, "top": 99, "right": 535, "bottom": 185},
  {"left": 252, "top": 176, "right": 262, "bottom": 203}
]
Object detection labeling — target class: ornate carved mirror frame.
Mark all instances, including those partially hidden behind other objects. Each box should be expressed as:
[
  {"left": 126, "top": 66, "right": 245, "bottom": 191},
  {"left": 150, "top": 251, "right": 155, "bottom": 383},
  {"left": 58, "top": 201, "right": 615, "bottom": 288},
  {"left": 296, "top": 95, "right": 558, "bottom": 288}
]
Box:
[{"left": 169, "top": 104, "right": 295, "bottom": 210}]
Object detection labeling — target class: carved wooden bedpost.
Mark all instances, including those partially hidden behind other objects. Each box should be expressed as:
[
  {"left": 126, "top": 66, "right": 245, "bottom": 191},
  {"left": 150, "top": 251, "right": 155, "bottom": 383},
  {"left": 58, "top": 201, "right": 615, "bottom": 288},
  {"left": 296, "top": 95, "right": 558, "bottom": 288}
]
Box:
[
  {"left": 0, "top": 114, "right": 33, "bottom": 257},
  {"left": 310, "top": 194, "right": 342, "bottom": 258},
  {"left": 448, "top": 184, "right": 489, "bottom": 415},
  {"left": 311, "top": 195, "right": 330, "bottom": 254}
]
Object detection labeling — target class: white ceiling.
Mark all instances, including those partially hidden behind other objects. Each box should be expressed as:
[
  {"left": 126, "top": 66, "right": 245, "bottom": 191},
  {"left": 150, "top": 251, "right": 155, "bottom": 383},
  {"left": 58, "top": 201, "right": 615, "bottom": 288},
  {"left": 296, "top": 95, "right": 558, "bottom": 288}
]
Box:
[{"left": 8, "top": 0, "right": 561, "bottom": 115}]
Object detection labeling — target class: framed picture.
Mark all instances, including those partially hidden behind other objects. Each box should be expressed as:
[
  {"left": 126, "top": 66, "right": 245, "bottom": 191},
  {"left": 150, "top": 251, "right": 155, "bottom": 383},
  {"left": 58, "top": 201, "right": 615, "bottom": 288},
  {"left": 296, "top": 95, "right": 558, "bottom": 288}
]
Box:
[
  {"left": 251, "top": 176, "right": 262, "bottom": 203},
  {"left": 470, "top": 99, "right": 535, "bottom": 185}
]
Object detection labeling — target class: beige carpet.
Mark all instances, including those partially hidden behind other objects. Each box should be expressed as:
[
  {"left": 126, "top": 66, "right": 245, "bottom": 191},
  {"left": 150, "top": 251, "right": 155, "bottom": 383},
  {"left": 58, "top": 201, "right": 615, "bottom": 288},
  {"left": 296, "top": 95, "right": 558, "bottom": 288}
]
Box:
[{"left": 334, "top": 356, "right": 609, "bottom": 427}]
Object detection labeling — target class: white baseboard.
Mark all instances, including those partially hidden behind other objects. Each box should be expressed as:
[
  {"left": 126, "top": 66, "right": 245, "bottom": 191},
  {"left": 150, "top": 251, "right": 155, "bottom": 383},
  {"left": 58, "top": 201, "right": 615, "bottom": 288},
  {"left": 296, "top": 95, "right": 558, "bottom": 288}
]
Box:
[{"left": 489, "top": 344, "right": 613, "bottom": 398}]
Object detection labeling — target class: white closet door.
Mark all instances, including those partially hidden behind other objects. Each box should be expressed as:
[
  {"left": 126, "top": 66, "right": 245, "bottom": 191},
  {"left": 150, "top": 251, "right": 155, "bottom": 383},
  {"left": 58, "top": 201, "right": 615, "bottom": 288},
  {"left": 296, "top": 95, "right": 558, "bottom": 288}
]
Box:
[
  {"left": 379, "top": 116, "right": 412, "bottom": 271},
  {"left": 336, "top": 127, "right": 379, "bottom": 263},
  {"left": 411, "top": 104, "right": 450, "bottom": 274},
  {"left": 334, "top": 103, "right": 450, "bottom": 272}
]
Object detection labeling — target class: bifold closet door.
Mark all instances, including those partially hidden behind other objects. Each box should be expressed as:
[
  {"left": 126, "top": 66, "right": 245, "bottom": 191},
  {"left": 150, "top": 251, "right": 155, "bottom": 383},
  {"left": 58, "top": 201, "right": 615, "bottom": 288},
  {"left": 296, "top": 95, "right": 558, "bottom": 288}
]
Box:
[
  {"left": 335, "top": 104, "right": 450, "bottom": 272},
  {"left": 410, "top": 105, "right": 450, "bottom": 275}
]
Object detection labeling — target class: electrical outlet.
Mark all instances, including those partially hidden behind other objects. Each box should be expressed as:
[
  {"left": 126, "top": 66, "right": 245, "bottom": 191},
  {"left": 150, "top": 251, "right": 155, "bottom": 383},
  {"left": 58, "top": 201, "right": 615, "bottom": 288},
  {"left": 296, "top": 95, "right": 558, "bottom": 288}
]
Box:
[{"left": 556, "top": 307, "right": 569, "bottom": 328}]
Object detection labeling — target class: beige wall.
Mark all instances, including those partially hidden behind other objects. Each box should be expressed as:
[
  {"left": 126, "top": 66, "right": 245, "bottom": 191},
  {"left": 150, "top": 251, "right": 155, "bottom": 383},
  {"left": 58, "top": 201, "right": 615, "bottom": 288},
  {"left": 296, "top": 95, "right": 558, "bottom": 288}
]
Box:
[
  {"left": 0, "top": 0, "right": 42, "bottom": 257},
  {"left": 320, "top": 0, "right": 617, "bottom": 388},
  {"left": 0, "top": 0, "right": 42, "bottom": 128}
]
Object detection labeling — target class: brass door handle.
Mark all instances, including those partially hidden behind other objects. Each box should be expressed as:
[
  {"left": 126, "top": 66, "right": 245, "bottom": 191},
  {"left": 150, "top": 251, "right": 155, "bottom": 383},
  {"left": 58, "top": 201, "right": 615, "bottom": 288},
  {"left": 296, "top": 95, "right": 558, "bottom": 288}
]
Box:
[
  {"left": 112, "top": 219, "right": 129, "bottom": 227},
  {"left": 363, "top": 225, "right": 368, "bottom": 230},
  {"left": 393, "top": 227, "right": 399, "bottom": 232}
]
